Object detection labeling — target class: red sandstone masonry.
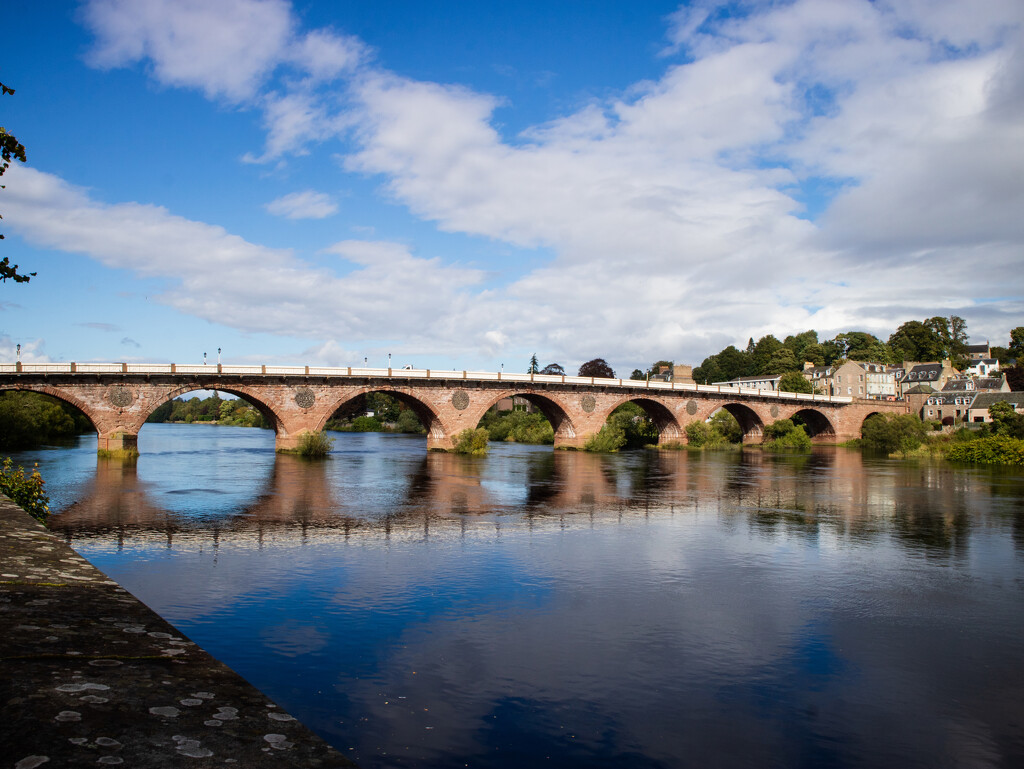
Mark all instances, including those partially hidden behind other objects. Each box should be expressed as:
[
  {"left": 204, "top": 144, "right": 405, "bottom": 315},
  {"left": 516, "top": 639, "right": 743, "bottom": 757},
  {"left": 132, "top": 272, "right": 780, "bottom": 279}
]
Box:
[{"left": 0, "top": 372, "right": 906, "bottom": 452}]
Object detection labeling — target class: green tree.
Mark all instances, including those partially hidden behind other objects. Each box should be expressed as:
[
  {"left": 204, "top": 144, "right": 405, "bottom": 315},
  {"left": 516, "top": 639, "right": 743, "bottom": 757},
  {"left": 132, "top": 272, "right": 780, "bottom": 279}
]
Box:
[
  {"left": 889, "top": 320, "right": 945, "bottom": 363},
  {"left": 527, "top": 354, "right": 539, "bottom": 374},
  {"left": 578, "top": 358, "right": 615, "bottom": 378},
  {"left": 783, "top": 330, "right": 819, "bottom": 362},
  {"left": 1008, "top": 327, "right": 1024, "bottom": 361},
  {"left": 1, "top": 80, "right": 33, "bottom": 283},
  {"left": 766, "top": 347, "right": 800, "bottom": 374},
  {"left": 539, "top": 363, "right": 565, "bottom": 376},
  {"left": 778, "top": 371, "right": 813, "bottom": 393},
  {"left": 762, "top": 419, "right": 812, "bottom": 451},
  {"left": 751, "top": 335, "right": 783, "bottom": 375},
  {"left": 861, "top": 413, "right": 927, "bottom": 455},
  {"left": 988, "top": 401, "right": 1024, "bottom": 439},
  {"left": 630, "top": 369, "right": 645, "bottom": 380}
]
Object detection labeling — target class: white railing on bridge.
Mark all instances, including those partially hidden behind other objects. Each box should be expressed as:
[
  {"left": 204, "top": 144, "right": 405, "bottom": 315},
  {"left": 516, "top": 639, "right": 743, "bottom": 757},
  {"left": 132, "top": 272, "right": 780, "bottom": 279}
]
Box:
[{"left": 0, "top": 361, "right": 855, "bottom": 404}]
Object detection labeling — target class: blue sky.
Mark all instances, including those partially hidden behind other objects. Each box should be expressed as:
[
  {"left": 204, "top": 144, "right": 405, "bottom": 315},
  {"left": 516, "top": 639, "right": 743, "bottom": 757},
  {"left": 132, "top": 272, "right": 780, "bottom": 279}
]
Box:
[{"left": 2, "top": 0, "right": 1022, "bottom": 374}]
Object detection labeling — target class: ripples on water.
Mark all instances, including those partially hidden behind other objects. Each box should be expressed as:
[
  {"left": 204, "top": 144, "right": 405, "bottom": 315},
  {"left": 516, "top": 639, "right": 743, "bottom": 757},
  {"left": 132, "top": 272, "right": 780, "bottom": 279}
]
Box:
[{"left": 13, "top": 424, "right": 1024, "bottom": 768}]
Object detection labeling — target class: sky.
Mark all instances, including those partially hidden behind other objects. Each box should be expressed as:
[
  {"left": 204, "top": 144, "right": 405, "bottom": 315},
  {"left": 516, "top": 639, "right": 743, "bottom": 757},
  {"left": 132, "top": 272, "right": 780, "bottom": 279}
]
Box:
[{"left": 1, "top": 0, "right": 1023, "bottom": 375}]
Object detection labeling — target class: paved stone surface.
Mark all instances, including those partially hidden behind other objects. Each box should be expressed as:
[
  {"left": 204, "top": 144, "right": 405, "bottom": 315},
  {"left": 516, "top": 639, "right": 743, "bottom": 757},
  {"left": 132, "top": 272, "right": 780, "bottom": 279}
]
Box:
[{"left": 0, "top": 495, "right": 357, "bottom": 768}]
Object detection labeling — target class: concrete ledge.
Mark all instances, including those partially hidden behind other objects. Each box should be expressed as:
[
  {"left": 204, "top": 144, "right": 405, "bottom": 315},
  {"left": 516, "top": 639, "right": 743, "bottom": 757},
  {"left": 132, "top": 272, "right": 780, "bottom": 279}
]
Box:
[{"left": 0, "top": 496, "right": 357, "bottom": 768}]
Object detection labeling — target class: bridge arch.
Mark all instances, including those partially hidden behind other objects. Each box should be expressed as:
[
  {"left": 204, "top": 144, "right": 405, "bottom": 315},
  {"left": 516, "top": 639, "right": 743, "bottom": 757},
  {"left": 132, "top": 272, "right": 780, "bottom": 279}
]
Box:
[
  {"left": 318, "top": 387, "right": 446, "bottom": 444},
  {"left": 718, "top": 403, "right": 765, "bottom": 442},
  {"left": 790, "top": 408, "right": 836, "bottom": 441},
  {"left": 155, "top": 384, "right": 286, "bottom": 434},
  {"left": 0, "top": 383, "right": 100, "bottom": 433},
  {"left": 474, "top": 391, "right": 577, "bottom": 444},
  {"left": 603, "top": 395, "right": 683, "bottom": 444}
]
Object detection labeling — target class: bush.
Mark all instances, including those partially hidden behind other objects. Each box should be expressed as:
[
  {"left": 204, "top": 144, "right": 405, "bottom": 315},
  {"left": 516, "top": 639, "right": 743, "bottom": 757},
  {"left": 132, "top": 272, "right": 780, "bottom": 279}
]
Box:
[
  {"left": 481, "top": 410, "right": 554, "bottom": 444},
  {"left": 297, "top": 430, "right": 334, "bottom": 458},
  {"left": 453, "top": 427, "right": 489, "bottom": 455},
  {"left": 584, "top": 422, "right": 626, "bottom": 452},
  {"left": 946, "top": 436, "right": 1024, "bottom": 465},
  {"left": 0, "top": 457, "right": 50, "bottom": 522},
  {"left": 862, "top": 413, "right": 927, "bottom": 455},
  {"left": 350, "top": 415, "right": 383, "bottom": 432},
  {"left": 762, "top": 419, "right": 812, "bottom": 452},
  {"left": 395, "top": 409, "right": 425, "bottom": 434}
]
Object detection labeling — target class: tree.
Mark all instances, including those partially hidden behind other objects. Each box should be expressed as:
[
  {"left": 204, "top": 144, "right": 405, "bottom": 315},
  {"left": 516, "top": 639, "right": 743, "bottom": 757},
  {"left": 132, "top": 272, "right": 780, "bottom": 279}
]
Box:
[
  {"left": 988, "top": 401, "right": 1024, "bottom": 439},
  {"left": 889, "top": 320, "right": 945, "bottom": 363},
  {"left": 778, "top": 371, "right": 813, "bottom": 393},
  {"left": 1, "top": 80, "right": 32, "bottom": 283},
  {"left": 630, "top": 369, "right": 645, "bottom": 380},
  {"left": 766, "top": 347, "right": 800, "bottom": 374},
  {"left": 539, "top": 363, "right": 564, "bottom": 376},
  {"left": 1009, "top": 327, "right": 1024, "bottom": 362},
  {"left": 861, "top": 413, "right": 927, "bottom": 455},
  {"left": 751, "top": 335, "right": 783, "bottom": 375},
  {"left": 578, "top": 358, "right": 615, "bottom": 378},
  {"left": 527, "top": 354, "right": 539, "bottom": 374}
]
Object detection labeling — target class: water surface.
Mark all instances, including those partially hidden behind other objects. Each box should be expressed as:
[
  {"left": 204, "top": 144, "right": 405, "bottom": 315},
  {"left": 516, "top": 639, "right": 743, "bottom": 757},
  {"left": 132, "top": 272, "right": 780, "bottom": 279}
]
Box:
[{"left": 14, "top": 424, "right": 1024, "bottom": 768}]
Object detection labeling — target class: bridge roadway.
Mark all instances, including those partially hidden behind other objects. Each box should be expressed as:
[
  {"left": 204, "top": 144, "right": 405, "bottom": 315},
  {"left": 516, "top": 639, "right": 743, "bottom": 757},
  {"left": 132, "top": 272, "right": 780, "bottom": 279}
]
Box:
[{"left": 0, "top": 362, "right": 905, "bottom": 453}]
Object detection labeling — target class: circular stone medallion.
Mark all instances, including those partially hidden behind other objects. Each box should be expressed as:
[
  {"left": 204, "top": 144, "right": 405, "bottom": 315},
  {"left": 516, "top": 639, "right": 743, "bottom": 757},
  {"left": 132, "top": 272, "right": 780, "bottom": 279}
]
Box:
[
  {"left": 108, "top": 386, "right": 134, "bottom": 408},
  {"left": 686, "top": 399, "right": 698, "bottom": 416},
  {"left": 451, "top": 390, "right": 470, "bottom": 410},
  {"left": 294, "top": 387, "right": 316, "bottom": 409},
  {"left": 580, "top": 395, "right": 596, "bottom": 413},
  {"left": 770, "top": 405, "right": 780, "bottom": 418}
]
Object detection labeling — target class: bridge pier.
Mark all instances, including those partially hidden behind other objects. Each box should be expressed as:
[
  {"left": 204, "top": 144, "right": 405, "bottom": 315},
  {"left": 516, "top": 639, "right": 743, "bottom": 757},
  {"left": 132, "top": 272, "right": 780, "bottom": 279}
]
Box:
[{"left": 97, "top": 430, "right": 139, "bottom": 457}]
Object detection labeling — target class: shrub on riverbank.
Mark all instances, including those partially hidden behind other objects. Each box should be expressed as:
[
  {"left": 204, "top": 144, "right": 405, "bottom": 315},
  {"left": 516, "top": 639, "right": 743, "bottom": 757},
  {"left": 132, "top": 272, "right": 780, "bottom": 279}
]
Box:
[
  {"left": 861, "top": 413, "right": 927, "bottom": 456},
  {"left": 762, "top": 419, "right": 812, "bottom": 452},
  {"left": 0, "top": 457, "right": 49, "bottom": 522},
  {"left": 298, "top": 430, "right": 334, "bottom": 458},
  {"left": 481, "top": 409, "right": 554, "bottom": 444},
  {"left": 453, "top": 428, "right": 490, "bottom": 455},
  {"left": 684, "top": 410, "right": 743, "bottom": 449},
  {"left": 945, "top": 436, "right": 1024, "bottom": 465},
  {"left": 584, "top": 422, "right": 627, "bottom": 452}
]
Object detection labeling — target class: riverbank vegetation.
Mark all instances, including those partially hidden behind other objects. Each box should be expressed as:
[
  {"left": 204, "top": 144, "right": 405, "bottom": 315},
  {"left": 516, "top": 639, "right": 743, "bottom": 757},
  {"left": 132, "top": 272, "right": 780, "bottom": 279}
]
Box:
[
  {"left": 146, "top": 394, "right": 269, "bottom": 428},
  {"left": 683, "top": 410, "right": 743, "bottom": 449},
  {"left": 324, "top": 393, "right": 425, "bottom": 434},
  {"left": 583, "top": 402, "right": 660, "bottom": 452},
  {"left": 297, "top": 430, "right": 334, "bottom": 458},
  {"left": 762, "top": 419, "right": 812, "bottom": 451},
  {"left": 453, "top": 427, "right": 489, "bottom": 455},
  {"left": 0, "top": 457, "right": 49, "bottom": 522},
  {"left": 0, "top": 392, "right": 94, "bottom": 450},
  {"left": 479, "top": 408, "right": 554, "bottom": 445}
]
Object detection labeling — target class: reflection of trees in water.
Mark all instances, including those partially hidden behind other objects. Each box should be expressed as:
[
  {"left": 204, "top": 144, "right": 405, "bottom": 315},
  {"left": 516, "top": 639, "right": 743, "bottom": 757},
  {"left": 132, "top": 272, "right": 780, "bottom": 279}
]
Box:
[{"left": 46, "top": 443, "right": 1024, "bottom": 558}]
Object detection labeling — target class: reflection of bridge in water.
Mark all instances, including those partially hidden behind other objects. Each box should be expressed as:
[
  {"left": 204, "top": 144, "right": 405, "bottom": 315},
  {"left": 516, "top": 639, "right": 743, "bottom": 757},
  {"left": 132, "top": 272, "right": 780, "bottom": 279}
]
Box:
[
  {"left": 1, "top": 363, "right": 905, "bottom": 453},
  {"left": 50, "top": 448, "right": 990, "bottom": 557}
]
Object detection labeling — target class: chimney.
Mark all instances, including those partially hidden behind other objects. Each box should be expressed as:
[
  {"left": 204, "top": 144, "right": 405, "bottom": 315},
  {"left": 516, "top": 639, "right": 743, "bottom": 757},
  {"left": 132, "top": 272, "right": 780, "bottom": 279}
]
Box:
[{"left": 672, "top": 364, "right": 694, "bottom": 384}]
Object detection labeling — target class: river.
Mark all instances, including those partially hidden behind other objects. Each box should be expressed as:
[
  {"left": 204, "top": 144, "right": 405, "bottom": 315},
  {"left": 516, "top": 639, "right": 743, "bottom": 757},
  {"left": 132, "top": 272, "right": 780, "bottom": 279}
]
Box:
[{"left": 10, "top": 423, "right": 1024, "bottom": 768}]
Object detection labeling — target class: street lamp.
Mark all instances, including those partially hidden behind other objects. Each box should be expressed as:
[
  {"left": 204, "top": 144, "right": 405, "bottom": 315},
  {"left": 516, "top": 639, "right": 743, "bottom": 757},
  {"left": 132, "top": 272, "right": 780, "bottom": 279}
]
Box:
[
  {"left": 388, "top": 353, "right": 392, "bottom": 369},
  {"left": 16, "top": 344, "right": 20, "bottom": 362},
  {"left": 204, "top": 351, "right": 207, "bottom": 365},
  {"left": 218, "top": 347, "right": 222, "bottom": 365}
]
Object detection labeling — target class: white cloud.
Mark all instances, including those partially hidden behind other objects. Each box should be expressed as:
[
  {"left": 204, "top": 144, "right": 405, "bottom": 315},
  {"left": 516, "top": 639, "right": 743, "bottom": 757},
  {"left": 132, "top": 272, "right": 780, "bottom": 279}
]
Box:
[
  {"left": 265, "top": 190, "right": 338, "bottom": 219},
  {"left": 65, "top": 0, "right": 1024, "bottom": 368},
  {"left": 2, "top": 167, "right": 485, "bottom": 353}
]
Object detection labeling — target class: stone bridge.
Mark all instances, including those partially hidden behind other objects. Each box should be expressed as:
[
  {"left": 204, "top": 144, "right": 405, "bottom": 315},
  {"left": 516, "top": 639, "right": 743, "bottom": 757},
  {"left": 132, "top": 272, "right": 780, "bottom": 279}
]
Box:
[{"left": 0, "top": 362, "right": 906, "bottom": 454}]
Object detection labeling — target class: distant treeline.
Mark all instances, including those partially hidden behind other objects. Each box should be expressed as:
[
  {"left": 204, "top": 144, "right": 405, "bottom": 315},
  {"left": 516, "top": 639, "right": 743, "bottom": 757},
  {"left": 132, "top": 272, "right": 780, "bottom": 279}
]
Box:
[
  {"left": 0, "top": 392, "right": 94, "bottom": 450},
  {"left": 690, "top": 318, "right": 1024, "bottom": 386},
  {"left": 146, "top": 394, "right": 268, "bottom": 428}
]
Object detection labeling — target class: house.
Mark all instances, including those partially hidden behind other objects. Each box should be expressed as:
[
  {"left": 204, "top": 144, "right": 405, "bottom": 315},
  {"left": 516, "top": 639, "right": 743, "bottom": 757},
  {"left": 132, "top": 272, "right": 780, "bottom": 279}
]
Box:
[
  {"left": 651, "top": 364, "right": 696, "bottom": 384},
  {"left": 802, "top": 360, "right": 878, "bottom": 398},
  {"left": 966, "top": 392, "right": 1024, "bottom": 424},
  {"left": 920, "top": 392, "right": 978, "bottom": 424},
  {"left": 963, "top": 358, "right": 1000, "bottom": 377},
  {"left": 712, "top": 374, "right": 783, "bottom": 392},
  {"left": 897, "top": 360, "right": 959, "bottom": 397},
  {"left": 966, "top": 342, "right": 991, "bottom": 361},
  {"left": 941, "top": 375, "right": 1009, "bottom": 394}
]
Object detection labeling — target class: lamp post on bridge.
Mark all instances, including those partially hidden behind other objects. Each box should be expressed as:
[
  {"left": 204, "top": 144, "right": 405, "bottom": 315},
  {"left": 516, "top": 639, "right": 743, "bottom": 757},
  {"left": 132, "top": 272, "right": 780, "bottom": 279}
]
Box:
[
  {"left": 218, "top": 347, "right": 221, "bottom": 365},
  {"left": 16, "top": 344, "right": 20, "bottom": 362},
  {"left": 203, "top": 351, "right": 207, "bottom": 366}
]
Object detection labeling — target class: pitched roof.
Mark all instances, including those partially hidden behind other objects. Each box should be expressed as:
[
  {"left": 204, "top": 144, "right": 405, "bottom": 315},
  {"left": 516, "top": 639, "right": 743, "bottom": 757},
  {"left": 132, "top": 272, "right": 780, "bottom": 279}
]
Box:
[{"left": 970, "top": 392, "right": 1023, "bottom": 410}]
